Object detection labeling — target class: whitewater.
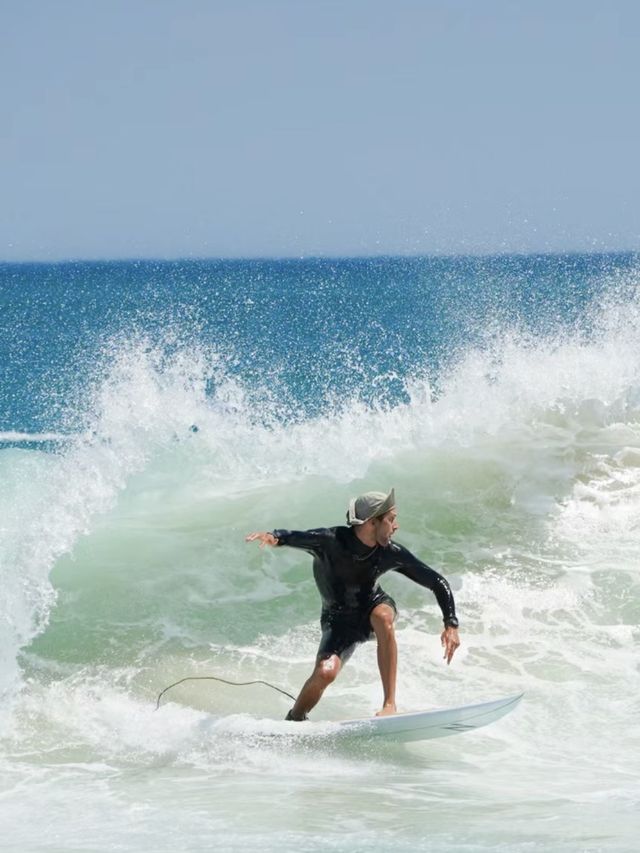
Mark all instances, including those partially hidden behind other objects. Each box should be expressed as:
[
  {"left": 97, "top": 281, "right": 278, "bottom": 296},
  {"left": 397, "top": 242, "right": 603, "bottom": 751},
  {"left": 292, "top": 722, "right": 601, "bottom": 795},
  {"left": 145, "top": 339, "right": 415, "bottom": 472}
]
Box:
[{"left": 0, "top": 254, "right": 639, "bottom": 852}]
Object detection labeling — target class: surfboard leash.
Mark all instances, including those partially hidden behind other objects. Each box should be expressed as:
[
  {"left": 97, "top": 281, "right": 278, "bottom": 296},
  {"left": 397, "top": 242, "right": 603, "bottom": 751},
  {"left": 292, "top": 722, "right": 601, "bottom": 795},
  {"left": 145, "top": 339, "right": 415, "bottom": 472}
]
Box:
[{"left": 155, "top": 675, "right": 296, "bottom": 710}]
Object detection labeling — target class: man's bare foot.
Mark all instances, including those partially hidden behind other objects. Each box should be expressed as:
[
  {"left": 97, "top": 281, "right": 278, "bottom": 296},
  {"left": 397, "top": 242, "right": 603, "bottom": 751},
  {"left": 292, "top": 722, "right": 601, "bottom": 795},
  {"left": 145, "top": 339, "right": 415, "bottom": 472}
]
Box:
[{"left": 375, "top": 703, "right": 397, "bottom": 717}]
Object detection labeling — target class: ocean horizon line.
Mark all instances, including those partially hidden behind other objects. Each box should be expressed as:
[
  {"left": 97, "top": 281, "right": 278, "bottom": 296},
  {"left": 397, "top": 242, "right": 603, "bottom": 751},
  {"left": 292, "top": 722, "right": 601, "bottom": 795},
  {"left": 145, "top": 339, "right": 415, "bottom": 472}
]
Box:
[{"left": 1, "top": 248, "right": 639, "bottom": 267}]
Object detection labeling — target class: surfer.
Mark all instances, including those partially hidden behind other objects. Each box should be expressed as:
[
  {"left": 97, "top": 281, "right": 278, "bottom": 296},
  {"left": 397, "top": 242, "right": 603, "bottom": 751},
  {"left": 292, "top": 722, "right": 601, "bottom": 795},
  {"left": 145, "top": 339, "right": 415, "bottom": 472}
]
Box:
[{"left": 246, "top": 488, "right": 460, "bottom": 720}]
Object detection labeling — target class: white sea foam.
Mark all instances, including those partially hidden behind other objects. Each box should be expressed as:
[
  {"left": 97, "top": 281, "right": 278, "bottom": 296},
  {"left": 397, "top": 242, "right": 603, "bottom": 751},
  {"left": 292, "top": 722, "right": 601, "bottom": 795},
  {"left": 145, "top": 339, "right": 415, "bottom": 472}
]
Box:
[{"left": 0, "top": 431, "right": 73, "bottom": 443}]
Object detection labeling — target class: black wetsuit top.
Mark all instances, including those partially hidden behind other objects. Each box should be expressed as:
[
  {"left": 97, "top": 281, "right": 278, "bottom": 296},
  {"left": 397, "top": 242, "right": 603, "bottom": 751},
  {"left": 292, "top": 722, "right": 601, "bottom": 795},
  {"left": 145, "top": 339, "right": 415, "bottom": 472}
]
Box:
[{"left": 272, "top": 526, "right": 458, "bottom": 660}]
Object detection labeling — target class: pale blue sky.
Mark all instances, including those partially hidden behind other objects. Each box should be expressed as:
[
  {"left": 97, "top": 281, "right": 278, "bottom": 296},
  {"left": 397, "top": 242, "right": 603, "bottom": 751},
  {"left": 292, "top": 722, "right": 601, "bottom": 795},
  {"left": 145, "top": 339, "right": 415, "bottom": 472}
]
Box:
[{"left": 2, "top": 0, "right": 639, "bottom": 259}]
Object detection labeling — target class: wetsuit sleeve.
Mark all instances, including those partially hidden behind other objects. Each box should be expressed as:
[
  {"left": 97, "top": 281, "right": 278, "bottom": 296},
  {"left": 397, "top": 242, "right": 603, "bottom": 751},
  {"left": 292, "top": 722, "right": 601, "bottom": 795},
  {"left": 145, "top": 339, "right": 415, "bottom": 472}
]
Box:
[
  {"left": 391, "top": 545, "right": 459, "bottom": 628},
  {"left": 271, "top": 528, "right": 334, "bottom": 555}
]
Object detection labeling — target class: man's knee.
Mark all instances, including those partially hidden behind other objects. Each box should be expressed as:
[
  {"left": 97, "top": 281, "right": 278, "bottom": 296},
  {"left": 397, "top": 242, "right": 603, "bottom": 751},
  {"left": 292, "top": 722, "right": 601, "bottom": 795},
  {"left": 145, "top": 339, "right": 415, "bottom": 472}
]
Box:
[
  {"left": 315, "top": 655, "right": 341, "bottom": 686},
  {"left": 370, "top": 604, "right": 396, "bottom": 636}
]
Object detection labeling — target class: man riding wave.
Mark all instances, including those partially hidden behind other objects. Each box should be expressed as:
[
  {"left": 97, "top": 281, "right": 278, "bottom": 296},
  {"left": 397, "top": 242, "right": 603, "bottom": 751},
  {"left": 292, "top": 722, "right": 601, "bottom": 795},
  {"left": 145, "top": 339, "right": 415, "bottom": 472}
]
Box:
[{"left": 246, "top": 488, "right": 460, "bottom": 720}]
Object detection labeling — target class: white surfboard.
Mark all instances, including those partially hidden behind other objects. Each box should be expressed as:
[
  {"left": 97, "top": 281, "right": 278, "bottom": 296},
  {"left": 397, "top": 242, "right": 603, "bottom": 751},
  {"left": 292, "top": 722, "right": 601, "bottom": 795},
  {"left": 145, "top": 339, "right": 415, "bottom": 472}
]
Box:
[{"left": 325, "top": 693, "right": 523, "bottom": 742}]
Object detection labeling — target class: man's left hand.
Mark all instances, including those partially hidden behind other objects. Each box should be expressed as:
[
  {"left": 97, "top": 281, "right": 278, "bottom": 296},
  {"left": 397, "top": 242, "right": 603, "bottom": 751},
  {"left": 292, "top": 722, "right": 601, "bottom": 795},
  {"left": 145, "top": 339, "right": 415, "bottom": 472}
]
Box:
[{"left": 441, "top": 626, "right": 460, "bottom": 665}]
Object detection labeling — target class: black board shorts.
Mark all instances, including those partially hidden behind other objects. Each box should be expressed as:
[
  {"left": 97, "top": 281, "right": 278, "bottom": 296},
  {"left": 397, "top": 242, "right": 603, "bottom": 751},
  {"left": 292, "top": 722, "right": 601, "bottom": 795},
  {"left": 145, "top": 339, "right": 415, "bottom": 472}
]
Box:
[{"left": 316, "top": 592, "right": 397, "bottom": 663}]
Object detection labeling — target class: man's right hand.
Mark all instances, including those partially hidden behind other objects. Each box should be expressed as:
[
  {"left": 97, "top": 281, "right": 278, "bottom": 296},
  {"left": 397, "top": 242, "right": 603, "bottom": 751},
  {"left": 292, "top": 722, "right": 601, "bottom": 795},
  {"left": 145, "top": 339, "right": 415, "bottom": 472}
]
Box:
[{"left": 245, "top": 531, "right": 279, "bottom": 548}]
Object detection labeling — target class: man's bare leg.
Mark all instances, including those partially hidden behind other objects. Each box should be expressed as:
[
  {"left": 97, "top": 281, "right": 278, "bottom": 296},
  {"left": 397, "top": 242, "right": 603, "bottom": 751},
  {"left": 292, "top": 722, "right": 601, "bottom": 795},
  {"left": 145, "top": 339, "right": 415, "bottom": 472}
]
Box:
[
  {"left": 370, "top": 603, "right": 398, "bottom": 716},
  {"left": 288, "top": 654, "right": 342, "bottom": 720}
]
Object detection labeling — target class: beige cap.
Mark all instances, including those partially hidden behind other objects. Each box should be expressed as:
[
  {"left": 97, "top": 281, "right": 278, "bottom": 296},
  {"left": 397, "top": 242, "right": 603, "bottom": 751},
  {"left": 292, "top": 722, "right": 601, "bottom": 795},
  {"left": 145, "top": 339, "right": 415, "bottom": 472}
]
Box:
[{"left": 346, "top": 488, "right": 396, "bottom": 526}]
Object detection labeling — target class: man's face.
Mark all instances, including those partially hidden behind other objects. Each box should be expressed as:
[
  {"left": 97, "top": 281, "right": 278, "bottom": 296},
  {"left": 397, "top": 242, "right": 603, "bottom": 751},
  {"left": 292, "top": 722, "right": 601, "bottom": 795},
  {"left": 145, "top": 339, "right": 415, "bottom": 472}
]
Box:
[{"left": 372, "top": 508, "right": 398, "bottom": 547}]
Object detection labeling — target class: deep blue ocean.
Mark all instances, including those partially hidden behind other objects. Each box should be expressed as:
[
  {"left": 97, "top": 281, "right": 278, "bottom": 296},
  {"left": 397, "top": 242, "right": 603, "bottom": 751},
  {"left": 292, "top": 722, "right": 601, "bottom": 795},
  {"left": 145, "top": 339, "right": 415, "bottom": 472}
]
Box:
[{"left": 1, "top": 253, "right": 639, "bottom": 852}]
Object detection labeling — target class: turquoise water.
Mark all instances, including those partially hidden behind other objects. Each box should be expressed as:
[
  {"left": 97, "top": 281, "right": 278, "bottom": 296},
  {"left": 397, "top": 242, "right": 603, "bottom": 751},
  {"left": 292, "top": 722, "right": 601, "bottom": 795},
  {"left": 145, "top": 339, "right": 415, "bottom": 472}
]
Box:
[{"left": 1, "top": 254, "right": 639, "bottom": 851}]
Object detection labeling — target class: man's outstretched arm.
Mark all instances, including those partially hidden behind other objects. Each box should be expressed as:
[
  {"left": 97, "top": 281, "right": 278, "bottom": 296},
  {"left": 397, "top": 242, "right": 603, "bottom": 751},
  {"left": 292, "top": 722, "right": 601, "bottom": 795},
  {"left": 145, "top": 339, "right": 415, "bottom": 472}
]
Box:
[{"left": 245, "top": 528, "right": 334, "bottom": 553}]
